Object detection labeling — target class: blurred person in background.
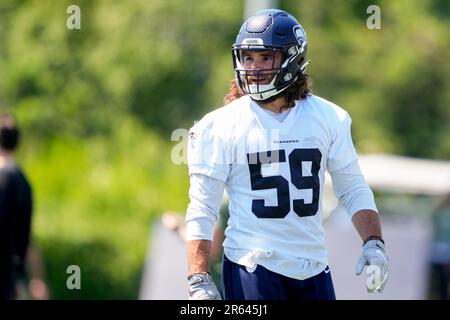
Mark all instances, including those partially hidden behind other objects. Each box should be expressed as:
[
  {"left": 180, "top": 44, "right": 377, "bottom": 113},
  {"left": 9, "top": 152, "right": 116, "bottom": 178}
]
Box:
[
  {"left": 209, "top": 201, "right": 229, "bottom": 295},
  {"left": 0, "top": 113, "right": 47, "bottom": 299},
  {"left": 161, "top": 202, "right": 229, "bottom": 294},
  {"left": 16, "top": 243, "right": 50, "bottom": 300},
  {"left": 428, "top": 194, "right": 450, "bottom": 300}
]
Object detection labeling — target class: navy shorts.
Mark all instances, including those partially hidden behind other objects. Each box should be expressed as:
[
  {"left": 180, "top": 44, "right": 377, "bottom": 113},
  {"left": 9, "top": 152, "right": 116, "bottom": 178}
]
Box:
[{"left": 221, "top": 254, "right": 336, "bottom": 300}]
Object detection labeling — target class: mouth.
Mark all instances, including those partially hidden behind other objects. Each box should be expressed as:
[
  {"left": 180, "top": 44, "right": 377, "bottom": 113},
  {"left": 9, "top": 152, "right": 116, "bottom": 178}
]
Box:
[{"left": 248, "top": 77, "right": 270, "bottom": 85}]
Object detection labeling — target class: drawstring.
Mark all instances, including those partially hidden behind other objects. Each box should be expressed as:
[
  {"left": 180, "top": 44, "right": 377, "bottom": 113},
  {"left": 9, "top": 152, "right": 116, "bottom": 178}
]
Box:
[{"left": 237, "top": 249, "right": 273, "bottom": 273}]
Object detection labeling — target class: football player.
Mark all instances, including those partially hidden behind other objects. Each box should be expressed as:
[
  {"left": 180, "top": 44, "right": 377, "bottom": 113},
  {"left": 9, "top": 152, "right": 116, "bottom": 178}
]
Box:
[{"left": 186, "top": 9, "right": 389, "bottom": 300}]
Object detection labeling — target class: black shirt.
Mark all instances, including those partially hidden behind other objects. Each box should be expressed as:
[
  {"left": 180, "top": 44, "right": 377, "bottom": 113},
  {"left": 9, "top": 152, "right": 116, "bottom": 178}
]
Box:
[{"left": 0, "top": 162, "right": 32, "bottom": 299}]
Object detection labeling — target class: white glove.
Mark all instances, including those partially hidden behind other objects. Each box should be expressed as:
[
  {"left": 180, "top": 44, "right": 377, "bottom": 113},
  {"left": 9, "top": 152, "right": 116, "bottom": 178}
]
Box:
[
  {"left": 355, "top": 239, "right": 389, "bottom": 293},
  {"left": 188, "top": 272, "right": 222, "bottom": 300}
]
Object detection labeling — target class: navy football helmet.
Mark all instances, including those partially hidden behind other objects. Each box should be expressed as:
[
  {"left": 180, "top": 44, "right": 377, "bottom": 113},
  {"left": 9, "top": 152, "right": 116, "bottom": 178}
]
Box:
[{"left": 232, "top": 9, "right": 310, "bottom": 101}]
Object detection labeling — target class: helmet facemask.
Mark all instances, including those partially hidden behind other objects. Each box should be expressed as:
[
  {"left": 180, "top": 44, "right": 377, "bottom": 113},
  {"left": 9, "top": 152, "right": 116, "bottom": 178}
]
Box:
[{"left": 232, "top": 43, "right": 309, "bottom": 101}]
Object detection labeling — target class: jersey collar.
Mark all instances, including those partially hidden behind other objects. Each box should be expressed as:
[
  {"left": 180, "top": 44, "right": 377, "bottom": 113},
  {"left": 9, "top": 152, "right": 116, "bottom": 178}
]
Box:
[{"left": 248, "top": 98, "right": 303, "bottom": 134}]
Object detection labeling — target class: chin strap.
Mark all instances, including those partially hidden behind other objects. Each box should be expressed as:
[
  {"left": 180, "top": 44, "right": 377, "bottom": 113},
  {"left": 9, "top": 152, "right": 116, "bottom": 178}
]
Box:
[{"left": 299, "top": 59, "right": 311, "bottom": 73}]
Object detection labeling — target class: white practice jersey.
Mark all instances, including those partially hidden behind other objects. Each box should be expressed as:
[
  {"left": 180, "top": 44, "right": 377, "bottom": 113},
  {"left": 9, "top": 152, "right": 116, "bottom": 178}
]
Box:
[{"left": 187, "top": 94, "right": 359, "bottom": 280}]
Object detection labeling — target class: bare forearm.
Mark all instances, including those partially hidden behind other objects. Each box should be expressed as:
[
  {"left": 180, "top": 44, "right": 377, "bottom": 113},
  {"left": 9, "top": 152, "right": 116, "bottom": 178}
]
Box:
[
  {"left": 187, "top": 239, "right": 212, "bottom": 275},
  {"left": 351, "top": 209, "right": 382, "bottom": 242},
  {"left": 211, "top": 227, "right": 225, "bottom": 263}
]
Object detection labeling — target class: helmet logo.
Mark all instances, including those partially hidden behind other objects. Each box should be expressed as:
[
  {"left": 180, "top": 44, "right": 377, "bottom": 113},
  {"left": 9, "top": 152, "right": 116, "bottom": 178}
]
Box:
[
  {"left": 293, "top": 25, "right": 307, "bottom": 44},
  {"left": 242, "top": 38, "right": 264, "bottom": 45}
]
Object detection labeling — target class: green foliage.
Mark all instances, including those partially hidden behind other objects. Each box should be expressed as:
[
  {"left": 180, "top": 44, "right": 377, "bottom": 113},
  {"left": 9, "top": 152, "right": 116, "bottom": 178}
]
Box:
[
  {"left": 0, "top": 0, "right": 448, "bottom": 298},
  {"left": 0, "top": 0, "right": 242, "bottom": 137},
  {"left": 289, "top": 0, "right": 450, "bottom": 158},
  {"left": 22, "top": 117, "right": 189, "bottom": 298}
]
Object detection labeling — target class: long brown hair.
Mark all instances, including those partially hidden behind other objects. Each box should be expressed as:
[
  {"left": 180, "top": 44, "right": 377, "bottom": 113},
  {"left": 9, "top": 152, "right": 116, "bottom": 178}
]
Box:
[{"left": 223, "top": 73, "right": 311, "bottom": 112}]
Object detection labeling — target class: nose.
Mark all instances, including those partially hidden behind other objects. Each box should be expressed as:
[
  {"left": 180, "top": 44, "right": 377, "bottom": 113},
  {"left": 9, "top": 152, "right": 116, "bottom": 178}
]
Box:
[{"left": 250, "top": 59, "right": 264, "bottom": 70}]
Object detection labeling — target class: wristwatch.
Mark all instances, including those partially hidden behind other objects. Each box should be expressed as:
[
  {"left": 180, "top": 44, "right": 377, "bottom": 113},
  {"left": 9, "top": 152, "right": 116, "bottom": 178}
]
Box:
[
  {"left": 363, "top": 235, "right": 385, "bottom": 246},
  {"left": 187, "top": 272, "right": 211, "bottom": 283}
]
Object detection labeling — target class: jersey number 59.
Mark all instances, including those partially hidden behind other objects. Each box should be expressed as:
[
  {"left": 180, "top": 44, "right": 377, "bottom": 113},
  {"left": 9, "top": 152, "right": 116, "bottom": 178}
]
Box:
[{"left": 247, "top": 148, "right": 322, "bottom": 218}]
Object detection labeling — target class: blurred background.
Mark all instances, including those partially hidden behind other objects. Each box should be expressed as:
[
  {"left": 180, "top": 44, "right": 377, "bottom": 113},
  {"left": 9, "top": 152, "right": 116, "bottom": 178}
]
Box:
[{"left": 0, "top": 0, "right": 449, "bottom": 299}]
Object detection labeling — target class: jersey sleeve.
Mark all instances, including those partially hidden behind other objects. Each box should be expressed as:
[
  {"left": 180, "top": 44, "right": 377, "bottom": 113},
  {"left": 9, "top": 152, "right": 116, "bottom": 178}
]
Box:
[
  {"left": 187, "top": 114, "right": 231, "bottom": 182},
  {"left": 326, "top": 112, "right": 359, "bottom": 173},
  {"left": 185, "top": 173, "right": 226, "bottom": 241},
  {"left": 330, "top": 160, "right": 378, "bottom": 217}
]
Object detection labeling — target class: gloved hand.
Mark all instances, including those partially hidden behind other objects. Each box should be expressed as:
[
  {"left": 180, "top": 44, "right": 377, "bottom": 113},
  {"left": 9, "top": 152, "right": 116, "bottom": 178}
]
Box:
[
  {"left": 355, "top": 239, "right": 389, "bottom": 293},
  {"left": 188, "top": 272, "right": 222, "bottom": 300}
]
